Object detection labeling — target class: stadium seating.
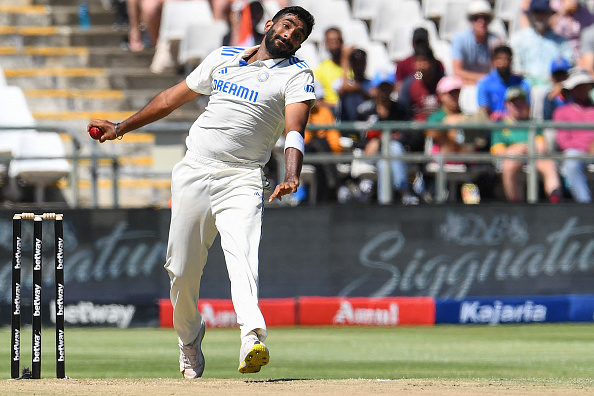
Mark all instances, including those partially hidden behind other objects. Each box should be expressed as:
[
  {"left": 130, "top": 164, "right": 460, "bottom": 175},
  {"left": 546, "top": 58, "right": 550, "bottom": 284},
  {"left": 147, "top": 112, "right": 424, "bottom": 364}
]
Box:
[
  {"left": 8, "top": 131, "right": 72, "bottom": 204},
  {"left": 178, "top": 21, "right": 229, "bottom": 67}
]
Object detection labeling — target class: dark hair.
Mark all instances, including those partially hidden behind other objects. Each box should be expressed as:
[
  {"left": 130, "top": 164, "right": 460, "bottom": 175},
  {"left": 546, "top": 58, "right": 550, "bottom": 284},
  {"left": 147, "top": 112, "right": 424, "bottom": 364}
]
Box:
[
  {"left": 414, "top": 43, "right": 435, "bottom": 60},
  {"left": 272, "top": 6, "right": 316, "bottom": 39},
  {"left": 349, "top": 48, "right": 367, "bottom": 63},
  {"left": 492, "top": 45, "right": 512, "bottom": 58}
]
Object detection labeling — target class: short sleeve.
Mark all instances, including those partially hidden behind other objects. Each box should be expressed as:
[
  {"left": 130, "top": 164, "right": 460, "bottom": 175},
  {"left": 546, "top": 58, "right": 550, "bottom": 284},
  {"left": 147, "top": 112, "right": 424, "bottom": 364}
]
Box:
[
  {"left": 185, "top": 48, "right": 222, "bottom": 95},
  {"left": 477, "top": 79, "right": 489, "bottom": 107},
  {"left": 285, "top": 69, "right": 317, "bottom": 108},
  {"left": 451, "top": 33, "right": 464, "bottom": 61}
]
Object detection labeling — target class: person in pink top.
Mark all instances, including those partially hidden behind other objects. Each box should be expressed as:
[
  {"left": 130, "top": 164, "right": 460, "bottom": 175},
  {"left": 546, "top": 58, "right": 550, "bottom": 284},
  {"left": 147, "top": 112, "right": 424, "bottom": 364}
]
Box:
[{"left": 553, "top": 69, "right": 594, "bottom": 202}]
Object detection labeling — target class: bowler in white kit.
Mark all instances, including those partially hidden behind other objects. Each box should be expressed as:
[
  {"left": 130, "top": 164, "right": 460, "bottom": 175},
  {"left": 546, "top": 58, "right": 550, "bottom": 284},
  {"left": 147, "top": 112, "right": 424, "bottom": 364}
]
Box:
[{"left": 87, "top": 6, "right": 316, "bottom": 377}]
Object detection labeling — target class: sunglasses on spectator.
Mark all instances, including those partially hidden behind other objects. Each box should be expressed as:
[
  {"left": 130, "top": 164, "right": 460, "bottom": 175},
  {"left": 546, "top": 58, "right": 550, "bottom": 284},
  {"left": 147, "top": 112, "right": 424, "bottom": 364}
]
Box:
[{"left": 469, "top": 15, "right": 491, "bottom": 22}]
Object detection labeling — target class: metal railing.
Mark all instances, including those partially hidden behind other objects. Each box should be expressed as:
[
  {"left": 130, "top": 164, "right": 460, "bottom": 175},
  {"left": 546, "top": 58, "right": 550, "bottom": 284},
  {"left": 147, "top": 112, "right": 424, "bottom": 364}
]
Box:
[{"left": 2, "top": 120, "right": 594, "bottom": 207}]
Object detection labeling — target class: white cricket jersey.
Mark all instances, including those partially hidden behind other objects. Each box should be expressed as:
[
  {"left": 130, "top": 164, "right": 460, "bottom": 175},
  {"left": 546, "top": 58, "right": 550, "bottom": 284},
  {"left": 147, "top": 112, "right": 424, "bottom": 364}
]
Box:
[{"left": 185, "top": 45, "right": 316, "bottom": 166}]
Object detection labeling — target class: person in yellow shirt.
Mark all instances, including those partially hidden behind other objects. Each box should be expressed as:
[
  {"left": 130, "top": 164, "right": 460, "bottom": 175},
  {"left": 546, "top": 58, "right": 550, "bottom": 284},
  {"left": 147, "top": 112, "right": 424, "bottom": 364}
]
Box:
[{"left": 313, "top": 27, "right": 348, "bottom": 114}]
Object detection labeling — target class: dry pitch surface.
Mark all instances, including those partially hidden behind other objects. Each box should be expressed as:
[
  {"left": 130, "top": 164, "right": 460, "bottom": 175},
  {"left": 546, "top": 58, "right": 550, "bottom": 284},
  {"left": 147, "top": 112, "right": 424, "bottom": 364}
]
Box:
[{"left": 1, "top": 378, "right": 594, "bottom": 396}]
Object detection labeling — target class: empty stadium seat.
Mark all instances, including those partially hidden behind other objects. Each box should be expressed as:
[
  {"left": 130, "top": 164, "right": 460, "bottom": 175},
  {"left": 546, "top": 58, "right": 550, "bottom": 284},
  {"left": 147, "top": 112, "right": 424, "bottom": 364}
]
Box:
[
  {"left": 158, "top": 0, "right": 214, "bottom": 43},
  {"left": 8, "top": 132, "right": 72, "bottom": 204},
  {"left": 307, "top": 0, "right": 353, "bottom": 44},
  {"left": 351, "top": 0, "right": 386, "bottom": 21},
  {"left": 439, "top": 0, "right": 471, "bottom": 41},
  {"left": 371, "top": 0, "right": 423, "bottom": 44},
  {"left": 422, "top": 0, "right": 447, "bottom": 19},
  {"left": 178, "top": 21, "right": 229, "bottom": 66},
  {"left": 459, "top": 84, "right": 480, "bottom": 115}
]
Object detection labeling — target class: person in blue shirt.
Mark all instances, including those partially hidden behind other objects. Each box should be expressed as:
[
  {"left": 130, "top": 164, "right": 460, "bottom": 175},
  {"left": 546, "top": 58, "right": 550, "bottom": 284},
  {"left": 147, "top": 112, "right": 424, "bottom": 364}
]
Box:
[
  {"left": 451, "top": 0, "right": 503, "bottom": 85},
  {"left": 543, "top": 57, "right": 571, "bottom": 120},
  {"left": 477, "top": 45, "right": 531, "bottom": 120}
]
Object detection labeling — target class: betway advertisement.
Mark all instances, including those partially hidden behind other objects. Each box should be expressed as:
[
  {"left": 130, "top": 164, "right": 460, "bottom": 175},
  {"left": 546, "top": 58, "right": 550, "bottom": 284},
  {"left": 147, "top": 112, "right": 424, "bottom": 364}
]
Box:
[{"left": 0, "top": 205, "right": 593, "bottom": 321}]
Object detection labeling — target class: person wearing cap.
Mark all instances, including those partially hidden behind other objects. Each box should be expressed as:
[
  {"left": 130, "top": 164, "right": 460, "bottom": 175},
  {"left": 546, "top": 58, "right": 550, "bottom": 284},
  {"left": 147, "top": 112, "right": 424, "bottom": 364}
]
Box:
[
  {"left": 511, "top": 0, "right": 574, "bottom": 86},
  {"left": 451, "top": 0, "right": 504, "bottom": 85},
  {"left": 477, "top": 45, "right": 532, "bottom": 121},
  {"left": 491, "top": 86, "right": 562, "bottom": 202},
  {"left": 426, "top": 76, "right": 467, "bottom": 156},
  {"left": 553, "top": 68, "right": 594, "bottom": 202},
  {"left": 357, "top": 72, "right": 419, "bottom": 205},
  {"left": 394, "top": 28, "right": 445, "bottom": 95},
  {"left": 543, "top": 57, "right": 571, "bottom": 119}
]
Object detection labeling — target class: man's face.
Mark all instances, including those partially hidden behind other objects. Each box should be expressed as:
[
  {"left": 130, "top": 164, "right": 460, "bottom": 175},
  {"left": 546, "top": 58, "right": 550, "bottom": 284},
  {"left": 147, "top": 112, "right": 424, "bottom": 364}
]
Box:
[
  {"left": 264, "top": 14, "right": 307, "bottom": 58},
  {"left": 493, "top": 52, "right": 511, "bottom": 77},
  {"left": 572, "top": 83, "right": 593, "bottom": 102},
  {"left": 469, "top": 13, "right": 491, "bottom": 36},
  {"left": 529, "top": 10, "right": 553, "bottom": 34},
  {"left": 506, "top": 96, "right": 530, "bottom": 120},
  {"left": 440, "top": 89, "right": 461, "bottom": 112},
  {"left": 324, "top": 29, "right": 343, "bottom": 58},
  {"left": 414, "top": 55, "right": 434, "bottom": 76}
]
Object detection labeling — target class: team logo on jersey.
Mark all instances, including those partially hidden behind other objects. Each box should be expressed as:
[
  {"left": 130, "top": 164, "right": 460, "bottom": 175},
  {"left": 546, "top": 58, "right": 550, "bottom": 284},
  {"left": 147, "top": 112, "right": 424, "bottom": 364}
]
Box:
[
  {"left": 257, "top": 71, "right": 269, "bottom": 82},
  {"left": 304, "top": 84, "right": 314, "bottom": 93}
]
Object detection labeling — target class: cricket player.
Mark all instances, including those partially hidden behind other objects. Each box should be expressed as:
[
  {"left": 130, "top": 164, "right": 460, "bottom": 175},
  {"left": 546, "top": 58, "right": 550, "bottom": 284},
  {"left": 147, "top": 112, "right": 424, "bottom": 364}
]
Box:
[{"left": 87, "top": 6, "right": 316, "bottom": 378}]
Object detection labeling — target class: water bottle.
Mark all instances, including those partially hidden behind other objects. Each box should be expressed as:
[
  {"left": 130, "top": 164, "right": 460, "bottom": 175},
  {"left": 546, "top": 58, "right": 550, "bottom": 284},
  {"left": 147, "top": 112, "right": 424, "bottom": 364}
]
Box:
[{"left": 78, "top": 0, "right": 91, "bottom": 30}]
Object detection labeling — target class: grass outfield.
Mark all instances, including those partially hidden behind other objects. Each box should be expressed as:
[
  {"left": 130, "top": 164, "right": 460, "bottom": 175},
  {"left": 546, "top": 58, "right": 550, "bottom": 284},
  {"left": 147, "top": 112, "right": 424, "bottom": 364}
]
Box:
[{"left": 0, "top": 324, "right": 593, "bottom": 384}]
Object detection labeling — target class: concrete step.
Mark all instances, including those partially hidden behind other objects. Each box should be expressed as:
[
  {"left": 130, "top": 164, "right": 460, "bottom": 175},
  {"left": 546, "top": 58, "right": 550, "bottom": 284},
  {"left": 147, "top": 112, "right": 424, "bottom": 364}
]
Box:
[
  {"left": 0, "top": 46, "right": 89, "bottom": 68},
  {"left": 23, "top": 88, "right": 126, "bottom": 112},
  {"left": 49, "top": 5, "right": 118, "bottom": 27},
  {"left": 0, "top": 5, "right": 52, "bottom": 26},
  {"left": 0, "top": 25, "right": 125, "bottom": 47},
  {"left": 0, "top": 46, "right": 153, "bottom": 68}
]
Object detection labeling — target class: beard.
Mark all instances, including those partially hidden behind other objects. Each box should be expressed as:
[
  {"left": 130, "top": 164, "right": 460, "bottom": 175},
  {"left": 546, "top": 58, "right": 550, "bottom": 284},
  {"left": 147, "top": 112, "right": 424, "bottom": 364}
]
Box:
[
  {"left": 264, "top": 29, "right": 296, "bottom": 58},
  {"left": 497, "top": 67, "right": 511, "bottom": 80}
]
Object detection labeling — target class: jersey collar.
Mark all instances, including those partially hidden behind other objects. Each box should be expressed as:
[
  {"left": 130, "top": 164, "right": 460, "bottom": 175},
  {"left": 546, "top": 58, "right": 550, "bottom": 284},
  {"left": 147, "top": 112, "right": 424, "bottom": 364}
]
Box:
[{"left": 239, "top": 45, "right": 289, "bottom": 69}]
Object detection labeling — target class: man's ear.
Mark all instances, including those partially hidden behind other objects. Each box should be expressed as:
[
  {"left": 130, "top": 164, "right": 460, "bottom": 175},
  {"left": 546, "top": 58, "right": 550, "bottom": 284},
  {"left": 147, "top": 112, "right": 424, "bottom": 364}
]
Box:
[{"left": 264, "top": 20, "right": 274, "bottom": 33}]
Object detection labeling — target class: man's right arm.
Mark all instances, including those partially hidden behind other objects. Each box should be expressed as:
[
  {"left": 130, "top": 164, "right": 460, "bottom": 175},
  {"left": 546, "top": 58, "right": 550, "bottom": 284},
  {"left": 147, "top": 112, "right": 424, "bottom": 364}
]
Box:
[{"left": 89, "top": 80, "right": 200, "bottom": 142}]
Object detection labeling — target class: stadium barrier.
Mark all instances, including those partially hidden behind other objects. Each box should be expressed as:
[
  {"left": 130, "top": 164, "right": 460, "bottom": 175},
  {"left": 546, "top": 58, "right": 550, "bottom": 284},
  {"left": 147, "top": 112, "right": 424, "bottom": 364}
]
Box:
[{"left": 4, "top": 120, "right": 594, "bottom": 207}]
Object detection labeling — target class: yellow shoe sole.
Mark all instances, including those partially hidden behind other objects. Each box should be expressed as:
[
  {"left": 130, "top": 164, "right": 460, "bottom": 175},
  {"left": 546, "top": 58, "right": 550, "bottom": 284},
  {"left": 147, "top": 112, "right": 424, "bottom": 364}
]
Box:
[{"left": 238, "top": 343, "right": 269, "bottom": 374}]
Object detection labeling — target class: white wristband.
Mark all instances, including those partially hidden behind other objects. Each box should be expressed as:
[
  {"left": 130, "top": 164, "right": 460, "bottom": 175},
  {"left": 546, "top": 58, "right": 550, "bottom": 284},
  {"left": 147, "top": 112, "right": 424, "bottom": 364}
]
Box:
[{"left": 284, "top": 130, "right": 304, "bottom": 154}]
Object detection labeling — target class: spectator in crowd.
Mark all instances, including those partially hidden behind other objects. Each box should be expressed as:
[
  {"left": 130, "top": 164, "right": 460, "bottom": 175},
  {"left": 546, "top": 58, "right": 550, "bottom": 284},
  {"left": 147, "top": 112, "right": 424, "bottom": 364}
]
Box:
[
  {"left": 357, "top": 71, "right": 419, "bottom": 205},
  {"left": 550, "top": 0, "right": 594, "bottom": 60},
  {"left": 451, "top": 0, "right": 503, "bottom": 85},
  {"left": 491, "top": 86, "right": 562, "bottom": 203},
  {"left": 544, "top": 57, "right": 572, "bottom": 119},
  {"left": 426, "top": 76, "right": 468, "bottom": 157},
  {"left": 126, "top": 0, "right": 165, "bottom": 52},
  {"left": 399, "top": 45, "right": 444, "bottom": 127},
  {"left": 394, "top": 27, "right": 445, "bottom": 96},
  {"left": 222, "top": 0, "right": 265, "bottom": 46},
  {"left": 478, "top": 45, "right": 532, "bottom": 121},
  {"left": 553, "top": 69, "right": 594, "bottom": 202},
  {"left": 577, "top": 17, "right": 594, "bottom": 77},
  {"left": 303, "top": 83, "right": 342, "bottom": 202},
  {"left": 314, "top": 27, "right": 349, "bottom": 114},
  {"left": 335, "top": 48, "right": 373, "bottom": 122},
  {"left": 511, "top": 0, "right": 574, "bottom": 86}
]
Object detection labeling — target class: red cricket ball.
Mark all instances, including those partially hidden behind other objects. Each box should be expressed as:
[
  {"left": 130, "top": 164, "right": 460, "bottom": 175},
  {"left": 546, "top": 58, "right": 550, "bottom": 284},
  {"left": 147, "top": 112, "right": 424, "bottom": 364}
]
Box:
[{"left": 89, "top": 126, "right": 104, "bottom": 140}]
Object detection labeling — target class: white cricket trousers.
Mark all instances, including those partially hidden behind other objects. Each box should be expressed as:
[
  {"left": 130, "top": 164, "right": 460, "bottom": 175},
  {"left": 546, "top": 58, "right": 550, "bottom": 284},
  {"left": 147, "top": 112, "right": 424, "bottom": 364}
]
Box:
[{"left": 164, "top": 151, "right": 267, "bottom": 345}]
